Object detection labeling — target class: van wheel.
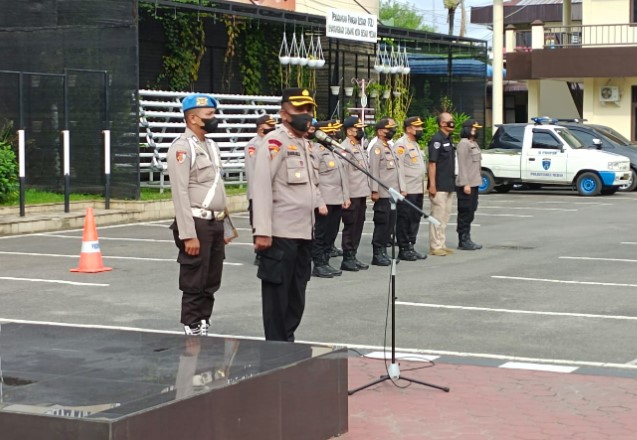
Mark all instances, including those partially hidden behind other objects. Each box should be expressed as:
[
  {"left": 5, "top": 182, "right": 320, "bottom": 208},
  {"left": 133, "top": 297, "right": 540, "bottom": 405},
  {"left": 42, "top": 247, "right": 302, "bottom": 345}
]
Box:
[
  {"left": 479, "top": 170, "right": 495, "bottom": 194},
  {"left": 576, "top": 172, "right": 602, "bottom": 196},
  {"left": 618, "top": 169, "right": 637, "bottom": 192}
]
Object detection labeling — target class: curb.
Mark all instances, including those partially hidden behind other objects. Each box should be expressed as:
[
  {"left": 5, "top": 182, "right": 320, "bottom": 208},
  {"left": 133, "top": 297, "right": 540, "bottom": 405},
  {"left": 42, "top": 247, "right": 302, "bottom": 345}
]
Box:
[{"left": 0, "top": 195, "right": 249, "bottom": 236}]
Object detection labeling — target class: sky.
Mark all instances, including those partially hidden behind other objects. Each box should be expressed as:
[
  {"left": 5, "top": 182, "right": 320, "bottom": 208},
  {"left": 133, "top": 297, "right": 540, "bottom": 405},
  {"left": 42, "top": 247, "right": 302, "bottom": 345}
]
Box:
[{"left": 402, "top": 0, "right": 494, "bottom": 42}]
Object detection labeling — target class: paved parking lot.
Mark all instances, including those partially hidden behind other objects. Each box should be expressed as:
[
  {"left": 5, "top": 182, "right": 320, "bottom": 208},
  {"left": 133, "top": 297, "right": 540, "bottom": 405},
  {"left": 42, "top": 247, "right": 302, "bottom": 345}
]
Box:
[{"left": 2, "top": 189, "right": 637, "bottom": 376}]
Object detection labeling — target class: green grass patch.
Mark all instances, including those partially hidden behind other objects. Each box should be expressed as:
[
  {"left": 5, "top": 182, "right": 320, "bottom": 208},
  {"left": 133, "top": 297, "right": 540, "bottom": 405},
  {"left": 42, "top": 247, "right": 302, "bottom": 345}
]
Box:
[{"left": 0, "top": 185, "right": 247, "bottom": 206}]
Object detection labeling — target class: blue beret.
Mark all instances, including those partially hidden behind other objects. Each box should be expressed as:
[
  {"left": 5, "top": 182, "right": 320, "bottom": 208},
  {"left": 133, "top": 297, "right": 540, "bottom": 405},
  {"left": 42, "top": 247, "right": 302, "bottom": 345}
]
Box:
[{"left": 182, "top": 94, "right": 219, "bottom": 112}]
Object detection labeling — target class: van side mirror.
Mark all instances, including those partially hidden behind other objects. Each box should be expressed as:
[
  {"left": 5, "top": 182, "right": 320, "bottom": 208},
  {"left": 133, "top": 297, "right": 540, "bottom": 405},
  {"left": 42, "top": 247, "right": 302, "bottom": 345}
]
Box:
[{"left": 592, "top": 138, "right": 602, "bottom": 149}]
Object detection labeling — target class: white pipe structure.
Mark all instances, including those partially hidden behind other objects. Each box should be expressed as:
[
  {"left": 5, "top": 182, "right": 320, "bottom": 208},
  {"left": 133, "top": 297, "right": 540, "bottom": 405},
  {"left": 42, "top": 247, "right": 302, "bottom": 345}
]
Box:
[
  {"left": 62, "top": 130, "right": 70, "bottom": 176},
  {"left": 62, "top": 130, "right": 70, "bottom": 213},
  {"left": 103, "top": 130, "right": 111, "bottom": 175},
  {"left": 103, "top": 130, "right": 111, "bottom": 209},
  {"left": 492, "top": 0, "right": 504, "bottom": 128},
  {"left": 18, "top": 130, "right": 25, "bottom": 178},
  {"left": 18, "top": 130, "right": 26, "bottom": 217}
]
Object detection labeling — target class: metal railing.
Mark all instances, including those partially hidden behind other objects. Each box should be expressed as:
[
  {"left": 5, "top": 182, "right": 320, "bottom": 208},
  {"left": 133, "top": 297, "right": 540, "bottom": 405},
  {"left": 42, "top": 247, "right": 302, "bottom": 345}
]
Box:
[{"left": 544, "top": 23, "right": 637, "bottom": 49}]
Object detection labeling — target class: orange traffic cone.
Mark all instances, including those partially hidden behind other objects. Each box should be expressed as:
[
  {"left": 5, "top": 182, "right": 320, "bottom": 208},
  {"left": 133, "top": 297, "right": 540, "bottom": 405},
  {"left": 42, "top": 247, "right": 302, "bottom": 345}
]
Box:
[{"left": 70, "top": 207, "right": 112, "bottom": 273}]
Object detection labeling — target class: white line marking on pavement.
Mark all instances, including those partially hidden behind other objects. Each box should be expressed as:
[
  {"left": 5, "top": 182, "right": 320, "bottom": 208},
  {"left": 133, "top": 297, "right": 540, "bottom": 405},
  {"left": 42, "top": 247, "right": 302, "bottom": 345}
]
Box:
[
  {"left": 396, "top": 301, "right": 637, "bottom": 321},
  {"left": 37, "top": 234, "right": 173, "bottom": 243},
  {"left": 499, "top": 362, "right": 578, "bottom": 373},
  {"left": 476, "top": 213, "right": 532, "bottom": 218},
  {"left": 364, "top": 351, "right": 439, "bottom": 362},
  {"left": 621, "top": 242, "right": 637, "bottom": 245},
  {"left": 492, "top": 275, "right": 637, "bottom": 288},
  {"left": 0, "top": 219, "right": 174, "bottom": 239},
  {"left": 560, "top": 256, "right": 637, "bottom": 263},
  {"left": 0, "top": 277, "right": 108, "bottom": 287},
  {"left": 626, "top": 358, "right": 637, "bottom": 365},
  {"left": 480, "top": 206, "right": 577, "bottom": 211},
  {"left": 0, "top": 251, "right": 243, "bottom": 265},
  {"left": 1, "top": 318, "right": 636, "bottom": 371}
]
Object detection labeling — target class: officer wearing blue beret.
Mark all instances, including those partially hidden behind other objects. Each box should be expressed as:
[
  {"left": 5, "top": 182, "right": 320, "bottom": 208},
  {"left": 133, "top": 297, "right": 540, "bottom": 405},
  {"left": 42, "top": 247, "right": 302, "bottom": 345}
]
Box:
[{"left": 167, "top": 93, "right": 231, "bottom": 336}]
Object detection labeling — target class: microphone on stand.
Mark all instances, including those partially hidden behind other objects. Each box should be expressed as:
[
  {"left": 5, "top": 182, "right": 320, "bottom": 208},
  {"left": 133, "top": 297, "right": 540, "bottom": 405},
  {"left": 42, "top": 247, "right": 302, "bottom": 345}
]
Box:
[{"left": 314, "top": 130, "right": 345, "bottom": 152}]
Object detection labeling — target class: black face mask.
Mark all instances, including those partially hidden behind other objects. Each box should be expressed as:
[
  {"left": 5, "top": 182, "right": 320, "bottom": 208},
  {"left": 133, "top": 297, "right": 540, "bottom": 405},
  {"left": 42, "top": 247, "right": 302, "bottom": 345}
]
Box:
[
  {"left": 200, "top": 117, "right": 219, "bottom": 133},
  {"left": 307, "top": 130, "right": 316, "bottom": 140},
  {"left": 288, "top": 113, "right": 313, "bottom": 133},
  {"left": 355, "top": 129, "right": 364, "bottom": 140},
  {"left": 445, "top": 121, "right": 455, "bottom": 129},
  {"left": 386, "top": 129, "right": 397, "bottom": 140},
  {"left": 262, "top": 127, "right": 275, "bottom": 135},
  {"left": 414, "top": 130, "right": 424, "bottom": 141},
  {"left": 331, "top": 132, "right": 342, "bottom": 142}
]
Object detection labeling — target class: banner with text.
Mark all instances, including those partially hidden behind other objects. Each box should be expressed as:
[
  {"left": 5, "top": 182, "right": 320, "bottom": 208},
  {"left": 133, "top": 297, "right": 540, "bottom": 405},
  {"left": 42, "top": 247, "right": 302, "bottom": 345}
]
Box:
[{"left": 326, "top": 8, "right": 378, "bottom": 43}]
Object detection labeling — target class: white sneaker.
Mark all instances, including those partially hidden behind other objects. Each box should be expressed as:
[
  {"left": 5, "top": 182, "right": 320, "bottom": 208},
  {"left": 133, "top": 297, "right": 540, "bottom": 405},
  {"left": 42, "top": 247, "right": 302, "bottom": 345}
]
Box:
[{"left": 184, "top": 320, "right": 209, "bottom": 336}]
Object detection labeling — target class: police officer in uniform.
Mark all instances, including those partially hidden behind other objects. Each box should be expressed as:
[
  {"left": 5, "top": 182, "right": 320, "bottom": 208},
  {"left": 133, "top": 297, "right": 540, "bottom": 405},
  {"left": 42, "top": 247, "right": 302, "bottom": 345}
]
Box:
[
  {"left": 252, "top": 88, "right": 322, "bottom": 342},
  {"left": 368, "top": 117, "right": 406, "bottom": 266},
  {"left": 311, "top": 120, "right": 350, "bottom": 278},
  {"left": 456, "top": 119, "right": 483, "bottom": 251},
  {"left": 394, "top": 116, "right": 428, "bottom": 261},
  {"left": 245, "top": 115, "right": 277, "bottom": 265},
  {"left": 339, "top": 116, "right": 371, "bottom": 271},
  {"left": 167, "top": 93, "right": 229, "bottom": 336},
  {"left": 428, "top": 112, "right": 456, "bottom": 256}
]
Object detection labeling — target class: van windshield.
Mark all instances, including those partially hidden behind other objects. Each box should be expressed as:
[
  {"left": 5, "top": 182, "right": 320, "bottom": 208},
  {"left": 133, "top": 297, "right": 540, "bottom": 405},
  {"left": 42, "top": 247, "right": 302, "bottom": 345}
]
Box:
[{"left": 556, "top": 128, "right": 585, "bottom": 149}]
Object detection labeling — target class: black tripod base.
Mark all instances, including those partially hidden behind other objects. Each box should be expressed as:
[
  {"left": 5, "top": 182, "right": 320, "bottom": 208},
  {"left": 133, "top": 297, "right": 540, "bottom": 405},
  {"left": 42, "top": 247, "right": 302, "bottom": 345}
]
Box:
[{"left": 348, "top": 373, "right": 450, "bottom": 395}]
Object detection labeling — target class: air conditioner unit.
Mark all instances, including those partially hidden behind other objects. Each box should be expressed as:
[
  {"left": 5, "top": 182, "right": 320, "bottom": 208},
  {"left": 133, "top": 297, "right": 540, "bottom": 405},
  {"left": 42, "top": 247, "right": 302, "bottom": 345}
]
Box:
[{"left": 599, "top": 86, "right": 620, "bottom": 102}]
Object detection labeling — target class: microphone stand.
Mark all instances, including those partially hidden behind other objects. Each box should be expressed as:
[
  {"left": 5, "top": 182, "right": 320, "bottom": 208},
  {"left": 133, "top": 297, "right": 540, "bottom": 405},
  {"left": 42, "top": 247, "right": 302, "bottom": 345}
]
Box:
[{"left": 316, "top": 132, "right": 449, "bottom": 395}]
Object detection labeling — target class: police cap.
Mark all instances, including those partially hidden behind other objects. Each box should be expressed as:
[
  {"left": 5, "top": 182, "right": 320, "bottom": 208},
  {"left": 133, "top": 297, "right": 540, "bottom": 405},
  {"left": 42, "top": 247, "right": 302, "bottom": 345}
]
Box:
[{"left": 182, "top": 94, "right": 219, "bottom": 112}]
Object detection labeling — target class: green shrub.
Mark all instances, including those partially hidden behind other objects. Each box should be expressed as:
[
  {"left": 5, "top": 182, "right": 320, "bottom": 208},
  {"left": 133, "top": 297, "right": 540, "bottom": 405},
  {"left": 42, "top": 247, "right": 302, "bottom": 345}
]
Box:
[{"left": 0, "top": 141, "right": 18, "bottom": 202}]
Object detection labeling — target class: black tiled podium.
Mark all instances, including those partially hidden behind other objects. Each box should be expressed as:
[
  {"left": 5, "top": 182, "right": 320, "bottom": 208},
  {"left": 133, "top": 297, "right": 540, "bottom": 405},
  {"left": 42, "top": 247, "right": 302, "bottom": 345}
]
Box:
[{"left": 0, "top": 323, "right": 347, "bottom": 439}]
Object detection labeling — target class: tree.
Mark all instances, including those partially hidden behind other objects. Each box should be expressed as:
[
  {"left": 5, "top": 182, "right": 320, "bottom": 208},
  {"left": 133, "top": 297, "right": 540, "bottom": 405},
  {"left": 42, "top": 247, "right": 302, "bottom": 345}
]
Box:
[
  {"left": 380, "top": 0, "right": 435, "bottom": 32},
  {"left": 444, "top": 0, "right": 466, "bottom": 37}
]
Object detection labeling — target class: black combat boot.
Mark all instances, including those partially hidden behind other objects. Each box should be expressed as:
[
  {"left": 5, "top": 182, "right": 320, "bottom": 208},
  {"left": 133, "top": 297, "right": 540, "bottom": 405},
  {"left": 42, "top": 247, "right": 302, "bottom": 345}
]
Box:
[
  {"left": 458, "top": 233, "right": 481, "bottom": 250},
  {"left": 312, "top": 256, "right": 334, "bottom": 278},
  {"left": 409, "top": 244, "right": 427, "bottom": 260},
  {"left": 466, "top": 234, "right": 482, "bottom": 250},
  {"left": 328, "top": 245, "right": 343, "bottom": 258},
  {"left": 324, "top": 252, "right": 342, "bottom": 276},
  {"left": 353, "top": 251, "right": 369, "bottom": 270},
  {"left": 371, "top": 246, "right": 391, "bottom": 266},
  {"left": 340, "top": 250, "right": 359, "bottom": 272},
  {"left": 398, "top": 246, "right": 418, "bottom": 261}
]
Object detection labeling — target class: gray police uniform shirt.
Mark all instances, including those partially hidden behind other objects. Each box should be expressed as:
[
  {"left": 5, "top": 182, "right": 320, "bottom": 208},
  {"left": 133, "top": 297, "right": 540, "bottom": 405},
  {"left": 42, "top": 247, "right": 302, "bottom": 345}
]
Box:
[
  {"left": 455, "top": 138, "right": 482, "bottom": 187},
  {"left": 394, "top": 134, "right": 427, "bottom": 195},
  {"left": 314, "top": 144, "right": 350, "bottom": 205},
  {"left": 167, "top": 128, "right": 227, "bottom": 240},
  {"left": 368, "top": 137, "right": 405, "bottom": 198},
  {"left": 252, "top": 127, "right": 320, "bottom": 240},
  {"left": 244, "top": 134, "right": 263, "bottom": 200},
  {"left": 340, "top": 137, "right": 371, "bottom": 198}
]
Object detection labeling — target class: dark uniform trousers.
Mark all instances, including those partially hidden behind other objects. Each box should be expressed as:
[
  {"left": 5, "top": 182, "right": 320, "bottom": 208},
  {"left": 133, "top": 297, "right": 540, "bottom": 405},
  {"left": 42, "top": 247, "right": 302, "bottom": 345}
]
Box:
[
  {"left": 171, "top": 217, "right": 225, "bottom": 326},
  {"left": 372, "top": 198, "right": 397, "bottom": 248},
  {"left": 455, "top": 186, "right": 479, "bottom": 235},
  {"left": 258, "top": 237, "right": 312, "bottom": 342},
  {"left": 396, "top": 193, "right": 424, "bottom": 247},
  {"left": 248, "top": 199, "right": 254, "bottom": 232},
  {"left": 312, "top": 205, "right": 342, "bottom": 262},
  {"left": 341, "top": 196, "right": 366, "bottom": 251}
]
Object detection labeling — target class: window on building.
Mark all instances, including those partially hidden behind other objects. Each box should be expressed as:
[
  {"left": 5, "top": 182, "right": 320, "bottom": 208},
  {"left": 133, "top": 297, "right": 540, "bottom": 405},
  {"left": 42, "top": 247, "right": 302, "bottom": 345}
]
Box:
[{"left": 633, "top": 0, "right": 637, "bottom": 23}]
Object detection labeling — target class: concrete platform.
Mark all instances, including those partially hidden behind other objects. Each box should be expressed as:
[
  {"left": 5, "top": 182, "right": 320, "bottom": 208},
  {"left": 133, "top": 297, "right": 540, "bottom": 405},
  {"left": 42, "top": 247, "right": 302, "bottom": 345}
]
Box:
[{"left": 0, "top": 323, "right": 347, "bottom": 440}]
